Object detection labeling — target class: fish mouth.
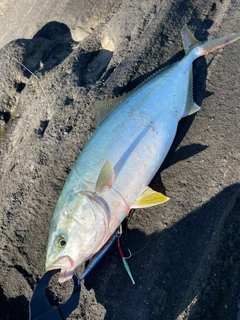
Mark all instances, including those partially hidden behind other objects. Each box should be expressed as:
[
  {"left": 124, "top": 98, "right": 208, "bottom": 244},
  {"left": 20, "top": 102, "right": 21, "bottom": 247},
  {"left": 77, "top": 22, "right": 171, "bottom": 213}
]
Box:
[
  {"left": 45, "top": 255, "right": 75, "bottom": 283},
  {"left": 58, "top": 268, "right": 76, "bottom": 283}
]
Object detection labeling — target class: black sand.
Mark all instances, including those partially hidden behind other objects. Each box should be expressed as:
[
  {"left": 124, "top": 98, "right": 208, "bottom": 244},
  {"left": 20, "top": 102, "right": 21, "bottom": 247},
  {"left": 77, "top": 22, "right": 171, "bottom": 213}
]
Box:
[{"left": 0, "top": 1, "right": 240, "bottom": 319}]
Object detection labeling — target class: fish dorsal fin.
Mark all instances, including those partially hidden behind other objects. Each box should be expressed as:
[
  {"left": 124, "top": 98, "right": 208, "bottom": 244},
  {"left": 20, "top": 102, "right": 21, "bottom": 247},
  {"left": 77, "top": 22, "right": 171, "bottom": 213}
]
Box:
[
  {"left": 94, "top": 64, "right": 174, "bottom": 126},
  {"left": 183, "top": 66, "right": 201, "bottom": 117},
  {"left": 96, "top": 159, "right": 114, "bottom": 193},
  {"left": 95, "top": 61, "right": 179, "bottom": 127},
  {"left": 94, "top": 95, "right": 127, "bottom": 126},
  {"left": 132, "top": 186, "right": 169, "bottom": 208},
  {"left": 181, "top": 25, "right": 201, "bottom": 54}
]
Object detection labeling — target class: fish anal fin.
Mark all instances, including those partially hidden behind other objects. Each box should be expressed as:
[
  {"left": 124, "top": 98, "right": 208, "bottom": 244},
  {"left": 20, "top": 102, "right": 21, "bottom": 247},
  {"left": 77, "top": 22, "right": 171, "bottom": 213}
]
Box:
[
  {"left": 132, "top": 186, "right": 169, "bottom": 209},
  {"left": 94, "top": 95, "right": 127, "bottom": 126},
  {"left": 183, "top": 100, "right": 200, "bottom": 117},
  {"left": 183, "top": 66, "right": 201, "bottom": 117},
  {"left": 96, "top": 159, "right": 114, "bottom": 193}
]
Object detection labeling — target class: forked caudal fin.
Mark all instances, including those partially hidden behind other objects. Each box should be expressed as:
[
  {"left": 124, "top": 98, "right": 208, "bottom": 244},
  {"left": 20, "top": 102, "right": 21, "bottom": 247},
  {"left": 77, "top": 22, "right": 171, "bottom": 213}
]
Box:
[
  {"left": 182, "top": 24, "right": 240, "bottom": 58},
  {"left": 181, "top": 25, "right": 240, "bottom": 118}
]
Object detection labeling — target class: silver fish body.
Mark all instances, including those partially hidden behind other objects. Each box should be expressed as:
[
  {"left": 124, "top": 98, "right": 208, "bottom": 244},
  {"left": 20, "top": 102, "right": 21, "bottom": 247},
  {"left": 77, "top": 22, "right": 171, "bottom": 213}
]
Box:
[{"left": 45, "top": 26, "right": 240, "bottom": 282}]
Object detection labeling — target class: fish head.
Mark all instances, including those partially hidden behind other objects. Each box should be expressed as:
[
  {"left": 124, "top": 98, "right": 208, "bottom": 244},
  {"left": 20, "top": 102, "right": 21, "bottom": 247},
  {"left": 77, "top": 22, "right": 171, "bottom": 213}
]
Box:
[{"left": 45, "top": 192, "right": 109, "bottom": 283}]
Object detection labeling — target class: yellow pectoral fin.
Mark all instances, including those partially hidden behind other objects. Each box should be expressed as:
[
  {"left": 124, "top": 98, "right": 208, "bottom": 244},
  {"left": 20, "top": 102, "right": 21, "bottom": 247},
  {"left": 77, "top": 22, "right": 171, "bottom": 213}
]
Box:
[{"left": 132, "top": 187, "right": 169, "bottom": 209}]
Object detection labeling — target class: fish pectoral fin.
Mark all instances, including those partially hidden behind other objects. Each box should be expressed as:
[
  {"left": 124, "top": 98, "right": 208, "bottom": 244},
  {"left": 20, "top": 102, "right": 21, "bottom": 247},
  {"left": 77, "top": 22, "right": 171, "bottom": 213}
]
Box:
[
  {"left": 132, "top": 186, "right": 169, "bottom": 208},
  {"left": 96, "top": 159, "right": 114, "bottom": 193},
  {"left": 183, "top": 65, "right": 201, "bottom": 117},
  {"left": 94, "top": 95, "right": 127, "bottom": 126}
]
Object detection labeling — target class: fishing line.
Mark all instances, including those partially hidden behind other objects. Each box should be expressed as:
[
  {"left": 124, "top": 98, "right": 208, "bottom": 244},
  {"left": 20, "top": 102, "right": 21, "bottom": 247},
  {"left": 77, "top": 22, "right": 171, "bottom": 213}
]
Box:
[
  {"left": 1, "top": 47, "right": 90, "bottom": 188},
  {"left": 2, "top": 47, "right": 70, "bottom": 166}
]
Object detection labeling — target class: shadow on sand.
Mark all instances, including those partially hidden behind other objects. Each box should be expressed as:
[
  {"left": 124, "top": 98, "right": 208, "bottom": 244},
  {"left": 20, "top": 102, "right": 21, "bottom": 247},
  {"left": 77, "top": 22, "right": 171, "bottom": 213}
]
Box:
[{"left": 84, "top": 183, "right": 240, "bottom": 320}]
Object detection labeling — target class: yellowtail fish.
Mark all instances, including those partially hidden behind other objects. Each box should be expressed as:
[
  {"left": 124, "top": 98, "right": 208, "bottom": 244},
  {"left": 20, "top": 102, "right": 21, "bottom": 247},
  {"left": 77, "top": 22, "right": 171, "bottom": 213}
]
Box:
[{"left": 45, "top": 25, "right": 240, "bottom": 283}]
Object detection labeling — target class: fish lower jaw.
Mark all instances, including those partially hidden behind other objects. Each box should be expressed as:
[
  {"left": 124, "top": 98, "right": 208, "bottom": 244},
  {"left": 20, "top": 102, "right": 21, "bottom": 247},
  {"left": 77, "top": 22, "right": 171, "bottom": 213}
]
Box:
[
  {"left": 45, "top": 265, "right": 76, "bottom": 283},
  {"left": 45, "top": 255, "right": 76, "bottom": 282},
  {"left": 58, "top": 268, "right": 76, "bottom": 283}
]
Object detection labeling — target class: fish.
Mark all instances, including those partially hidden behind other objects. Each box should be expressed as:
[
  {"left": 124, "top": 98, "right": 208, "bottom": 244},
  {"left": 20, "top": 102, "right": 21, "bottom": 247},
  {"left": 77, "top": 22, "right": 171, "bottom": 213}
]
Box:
[{"left": 45, "top": 25, "right": 240, "bottom": 283}]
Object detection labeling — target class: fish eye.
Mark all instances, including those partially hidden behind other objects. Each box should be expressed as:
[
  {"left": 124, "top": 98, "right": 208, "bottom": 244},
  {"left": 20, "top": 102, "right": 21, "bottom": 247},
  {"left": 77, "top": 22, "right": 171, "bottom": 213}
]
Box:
[{"left": 57, "top": 236, "right": 67, "bottom": 248}]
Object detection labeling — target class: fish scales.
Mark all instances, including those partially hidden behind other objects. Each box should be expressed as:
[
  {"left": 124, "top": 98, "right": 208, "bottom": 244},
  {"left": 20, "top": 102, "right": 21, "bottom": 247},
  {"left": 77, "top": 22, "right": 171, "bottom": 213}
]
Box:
[
  {"left": 71, "top": 62, "right": 189, "bottom": 209},
  {"left": 45, "top": 25, "right": 240, "bottom": 282}
]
